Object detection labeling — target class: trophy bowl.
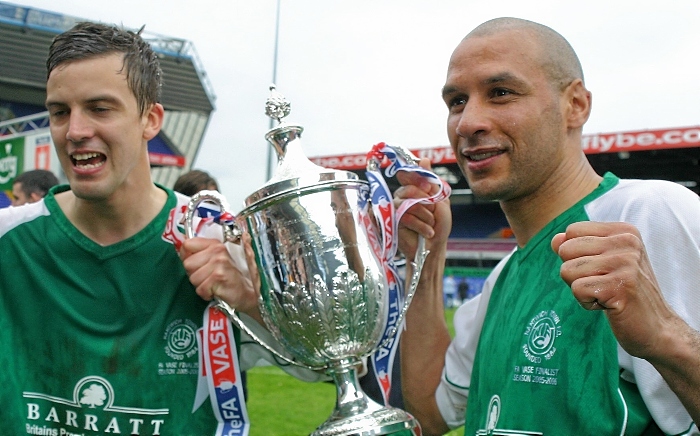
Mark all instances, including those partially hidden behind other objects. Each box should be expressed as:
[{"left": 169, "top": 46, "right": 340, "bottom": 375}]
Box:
[
  {"left": 248, "top": 179, "right": 385, "bottom": 369},
  {"left": 249, "top": 180, "right": 419, "bottom": 436},
  {"left": 185, "top": 86, "right": 424, "bottom": 435}
]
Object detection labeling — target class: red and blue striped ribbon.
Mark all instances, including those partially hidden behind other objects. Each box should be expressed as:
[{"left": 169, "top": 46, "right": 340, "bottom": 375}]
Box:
[
  {"left": 202, "top": 303, "right": 250, "bottom": 436},
  {"left": 361, "top": 142, "right": 451, "bottom": 405}
]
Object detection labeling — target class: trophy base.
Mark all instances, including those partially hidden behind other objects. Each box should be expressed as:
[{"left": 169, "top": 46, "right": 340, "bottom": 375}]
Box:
[{"left": 311, "top": 406, "right": 420, "bottom": 436}]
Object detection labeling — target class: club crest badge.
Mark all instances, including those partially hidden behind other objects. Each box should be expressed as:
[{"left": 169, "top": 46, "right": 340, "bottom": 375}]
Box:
[
  {"left": 164, "top": 318, "right": 198, "bottom": 361},
  {"left": 522, "top": 310, "right": 562, "bottom": 363}
]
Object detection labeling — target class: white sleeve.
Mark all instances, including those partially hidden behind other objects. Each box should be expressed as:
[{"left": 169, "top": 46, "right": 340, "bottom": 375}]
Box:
[
  {"left": 589, "top": 180, "right": 700, "bottom": 434},
  {"left": 0, "top": 201, "right": 49, "bottom": 238},
  {"left": 436, "top": 254, "right": 511, "bottom": 429}
]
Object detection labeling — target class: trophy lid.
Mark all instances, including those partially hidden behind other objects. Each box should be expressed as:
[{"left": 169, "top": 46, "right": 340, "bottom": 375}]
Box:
[{"left": 242, "top": 85, "right": 361, "bottom": 213}]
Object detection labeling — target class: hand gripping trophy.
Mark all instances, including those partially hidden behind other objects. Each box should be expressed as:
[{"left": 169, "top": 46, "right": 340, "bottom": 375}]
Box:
[{"left": 186, "top": 86, "right": 449, "bottom": 435}]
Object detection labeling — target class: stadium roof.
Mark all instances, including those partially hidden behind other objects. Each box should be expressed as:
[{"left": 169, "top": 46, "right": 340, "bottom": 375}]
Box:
[
  {"left": 0, "top": 1, "right": 216, "bottom": 186},
  {"left": 0, "top": 1, "right": 215, "bottom": 112}
]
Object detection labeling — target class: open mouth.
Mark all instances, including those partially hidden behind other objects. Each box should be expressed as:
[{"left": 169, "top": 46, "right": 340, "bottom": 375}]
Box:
[{"left": 71, "top": 152, "right": 106, "bottom": 169}]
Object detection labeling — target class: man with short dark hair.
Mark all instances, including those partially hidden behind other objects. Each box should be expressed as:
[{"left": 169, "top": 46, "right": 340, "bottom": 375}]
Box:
[
  {"left": 11, "top": 169, "right": 59, "bottom": 206},
  {"left": 173, "top": 169, "right": 219, "bottom": 196},
  {"left": 0, "top": 21, "right": 312, "bottom": 434}
]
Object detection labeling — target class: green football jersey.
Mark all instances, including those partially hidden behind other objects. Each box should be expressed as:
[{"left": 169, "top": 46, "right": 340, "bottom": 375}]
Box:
[
  {"left": 0, "top": 185, "right": 217, "bottom": 435},
  {"left": 465, "top": 174, "right": 650, "bottom": 435},
  {"left": 453, "top": 173, "right": 700, "bottom": 435}
]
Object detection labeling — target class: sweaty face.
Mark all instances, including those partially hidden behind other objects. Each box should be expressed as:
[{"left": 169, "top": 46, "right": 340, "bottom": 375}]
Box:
[
  {"left": 45, "top": 53, "right": 156, "bottom": 203},
  {"left": 442, "top": 30, "right": 567, "bottom": 202}
]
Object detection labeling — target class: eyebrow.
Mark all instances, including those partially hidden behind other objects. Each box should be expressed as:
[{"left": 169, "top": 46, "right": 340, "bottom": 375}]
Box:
[
  {"left": 441, "top": 85, "right": 459, "bottom": 99},
  {"left": 442, "top": 71, "right": 528, "bottom": 99},
  {"left": 45, "top": 95, "right": 121, "bottom": 109},
  {"left": 484, "top": 72, "right": 527, "bottom": 87}
]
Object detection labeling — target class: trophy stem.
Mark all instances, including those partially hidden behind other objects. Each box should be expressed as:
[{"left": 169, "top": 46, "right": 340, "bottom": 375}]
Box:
[
  {"left": 311, "top": 359, "right": 420, "bottom": 436},
  {"left": 329, "top": 361, "right": 383, "bottom": 420}
]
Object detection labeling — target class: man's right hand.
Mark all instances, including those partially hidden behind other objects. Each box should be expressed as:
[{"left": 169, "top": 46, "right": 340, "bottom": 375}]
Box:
[
  {"left": 179, "top": 236, "right": 261, "bottom": 320},
  {"left": 394, "top": 158, "right": 452, "bottom": 260}
]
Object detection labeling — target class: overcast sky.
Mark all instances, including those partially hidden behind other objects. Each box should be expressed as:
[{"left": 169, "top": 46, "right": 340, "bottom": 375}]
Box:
[{"left": 13, "top": 0, "right": 700, "bottom": 209}]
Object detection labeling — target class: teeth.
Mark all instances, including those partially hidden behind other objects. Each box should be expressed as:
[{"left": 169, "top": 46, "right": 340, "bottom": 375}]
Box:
[
  {"left": 470, "top": 151, "right": 500, "bottom": 161},
  {"left": 73, "top": 152, "right": 100, "bottom": 161}
]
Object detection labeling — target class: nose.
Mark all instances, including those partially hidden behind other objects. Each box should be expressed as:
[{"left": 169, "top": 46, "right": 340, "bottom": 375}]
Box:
[
  {"left": 65, "top": 111, "right": 94, "bottom": 143},
  {"left": 454, "top": 99, "right": 490, "bottom": 139}
]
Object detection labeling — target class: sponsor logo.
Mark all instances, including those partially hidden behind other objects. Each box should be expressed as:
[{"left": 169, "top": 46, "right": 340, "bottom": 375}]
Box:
[
  {"left": 311, "top": 154, "right": 369, "bottom": 170},
  {"left": 310, "top": 126, "right": 700, "bottom": 172},
  {"left": 582, "top": 127, "right": 700, "bottom": 153},
  {"left": 485, "top": 395, "right": 500, "bottom": 433},
  {"left": 23, "top": 376, "right": 168, "bottom": 435},
  {"left": 0, "top": 142, "right": 19, "bottom": 185},
  {"left": 413, "top": 146, "right": 455, "bottom": 165}
]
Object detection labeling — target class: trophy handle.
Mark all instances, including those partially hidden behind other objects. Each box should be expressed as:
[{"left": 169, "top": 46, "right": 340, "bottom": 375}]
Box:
[
  {"left": 184, "top": 190, "right": 242, "bottom": 243},
  {"left": 184, "top": 190, "right": 326, "bottom": 372},
  {"left": 364, "top": 143, "right": 447, "bottom": 354},
  {"left": 375, "top": 235, "right": 429, "bottom": 351}
]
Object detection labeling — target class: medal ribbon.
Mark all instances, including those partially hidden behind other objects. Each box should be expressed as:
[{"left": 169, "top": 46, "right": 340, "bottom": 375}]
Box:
[
  {"left": 202, "top": 302, "right": 250, "bottom": 436},
  {"left": 169, "top": 204, "right": 249, "bottom": 436},
  {"left": 360, "top": 142, "right": 451, "bottom": 405}
]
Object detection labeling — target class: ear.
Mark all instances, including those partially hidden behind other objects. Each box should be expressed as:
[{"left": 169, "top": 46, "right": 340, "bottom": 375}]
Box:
[
  {"left": 142, "top": 102, "right": 165, "bottom": 141},
  {"left": 29, "top": 192, "right": 43, "bottom": 203},
  {"left": 563, "top": 79, "right": 591, "bottom": 130}
]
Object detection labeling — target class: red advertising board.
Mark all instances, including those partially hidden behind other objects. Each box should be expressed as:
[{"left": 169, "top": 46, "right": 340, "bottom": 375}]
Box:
[
  {"left": 310, "top": 126, "right": 700, "bottom": 170},
  {"left": 582, "top": 126, "right": 700, "bottom": 154},
  {"left": 149, "top": 153, "right": 186, "bottom": 167}
]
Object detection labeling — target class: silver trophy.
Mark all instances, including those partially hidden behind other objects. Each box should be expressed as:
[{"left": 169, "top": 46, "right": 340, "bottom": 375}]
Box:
[{"left": 185, "top": 86, "right": 427, "bottom": 435}]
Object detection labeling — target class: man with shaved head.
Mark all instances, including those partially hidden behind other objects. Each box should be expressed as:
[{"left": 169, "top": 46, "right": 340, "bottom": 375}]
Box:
[{"left": 396, "top": 17, "right": 700, "bottom": 435}]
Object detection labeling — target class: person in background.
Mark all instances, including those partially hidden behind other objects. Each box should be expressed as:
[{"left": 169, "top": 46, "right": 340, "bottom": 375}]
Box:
[
  {"left": 442, "top": 274, "right": 458, "bottom": 308},
  {"left": 395, "top": 17, "right": 700, "bottom": 435},
  {"left": 11, "top": 169, "right": 59, "bottom": 206},
  {"left": 457, "top": 278, "right": 469, "bottom": 305},
  {"left": 173, "top": 168, "right": 219, "bottom": 196},
  {"left": 0, "top": 21, "right": 318, "bottom": 434}
]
